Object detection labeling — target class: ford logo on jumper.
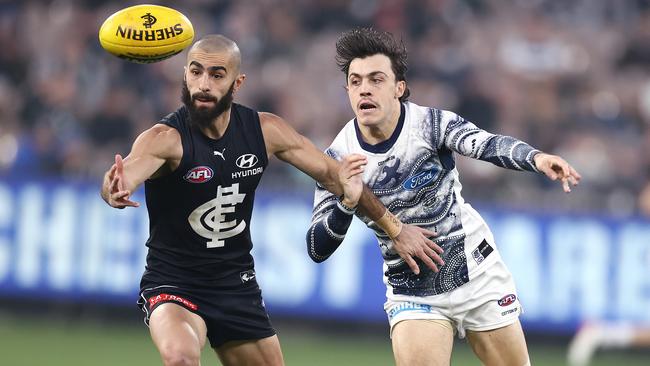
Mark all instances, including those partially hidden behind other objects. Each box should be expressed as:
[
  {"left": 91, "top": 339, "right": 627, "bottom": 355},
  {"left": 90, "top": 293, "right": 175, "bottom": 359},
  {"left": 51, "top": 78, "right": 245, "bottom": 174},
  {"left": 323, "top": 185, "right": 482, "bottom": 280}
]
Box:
[{"left": 402, "top": 169, "right": 437, "bottom": 190}]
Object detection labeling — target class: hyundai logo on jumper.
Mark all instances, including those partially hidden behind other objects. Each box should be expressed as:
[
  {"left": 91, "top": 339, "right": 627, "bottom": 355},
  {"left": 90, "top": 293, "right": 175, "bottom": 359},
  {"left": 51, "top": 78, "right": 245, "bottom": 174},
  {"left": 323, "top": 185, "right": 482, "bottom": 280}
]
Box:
[
  {"left": 236, "top": 154, "right": 258, "bottom": 169},
  {"left": 403, "top": 169, "right": 437, "bottom": 190}
]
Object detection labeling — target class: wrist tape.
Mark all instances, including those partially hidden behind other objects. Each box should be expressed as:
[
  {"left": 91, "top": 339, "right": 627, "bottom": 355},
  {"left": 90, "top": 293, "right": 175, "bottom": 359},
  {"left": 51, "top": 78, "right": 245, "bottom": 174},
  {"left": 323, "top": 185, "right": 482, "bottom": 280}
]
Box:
[{"left": 375, "top": 209, "right": 403, "bottom": 238}]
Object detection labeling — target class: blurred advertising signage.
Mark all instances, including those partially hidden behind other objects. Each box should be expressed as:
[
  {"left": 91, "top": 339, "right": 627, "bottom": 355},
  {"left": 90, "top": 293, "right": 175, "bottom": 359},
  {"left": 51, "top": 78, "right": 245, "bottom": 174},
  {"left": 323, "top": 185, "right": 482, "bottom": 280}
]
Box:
[{"left": 0, "top": 181, "right": 648, "bottom": 332}]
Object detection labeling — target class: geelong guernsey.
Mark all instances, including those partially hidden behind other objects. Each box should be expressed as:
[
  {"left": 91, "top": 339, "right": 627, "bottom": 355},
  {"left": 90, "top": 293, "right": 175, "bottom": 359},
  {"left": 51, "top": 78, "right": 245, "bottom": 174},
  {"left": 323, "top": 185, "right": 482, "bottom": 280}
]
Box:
[
  {"left": 308, "top": 102, "right": 540, "bottom": 296},
  {"left": 143, "top": 103, "right": 268, "bottom": 288}
]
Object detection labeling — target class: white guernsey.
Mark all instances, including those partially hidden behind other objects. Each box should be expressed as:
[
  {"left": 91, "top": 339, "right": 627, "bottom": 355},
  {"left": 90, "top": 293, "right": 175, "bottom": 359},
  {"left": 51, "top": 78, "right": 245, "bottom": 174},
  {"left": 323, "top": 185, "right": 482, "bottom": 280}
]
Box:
[
  {"left": 308, "top": 102, "right": 540, "bottom": 297},
  {"left": 309, "top": 27, "right": 580, "bottom": 366}
]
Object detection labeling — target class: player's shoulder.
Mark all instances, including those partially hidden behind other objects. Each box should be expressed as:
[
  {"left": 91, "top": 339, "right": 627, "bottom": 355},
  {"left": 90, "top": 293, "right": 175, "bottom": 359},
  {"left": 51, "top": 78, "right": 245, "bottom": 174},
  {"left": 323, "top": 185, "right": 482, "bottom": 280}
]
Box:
[
  {"left": 257, "top": 111, "right": 287, "bottom": 142},
  {"left": 403, "top": 101, "right": 438, "bottom": 120},
  {"left": 405, "top": 101, "right": 461, "bottom": 126},
  {"left": 159, "top": 105, "right": 189, "bottom": 127},
  {"left": 328, "top": 117, "right": 356, "bottom": 153},
  {"left": 232, "top": 102, "right": 260, "bottom": 121},
  {"left": 135, "top": 123, "right": 182, "bottom": 159},
  {"left": 143, "top": 123, "right": 181, "bottom": 145},
  {"left": 257, "top": 110, "right": 281, "bottom": 125}
]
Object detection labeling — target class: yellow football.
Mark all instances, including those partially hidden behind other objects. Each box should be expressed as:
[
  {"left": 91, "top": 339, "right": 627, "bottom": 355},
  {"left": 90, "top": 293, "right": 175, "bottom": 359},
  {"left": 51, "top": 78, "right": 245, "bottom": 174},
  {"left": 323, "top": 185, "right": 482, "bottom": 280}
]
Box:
[{"left": 99, "top": 4, "right": 194, "bottom": 63}]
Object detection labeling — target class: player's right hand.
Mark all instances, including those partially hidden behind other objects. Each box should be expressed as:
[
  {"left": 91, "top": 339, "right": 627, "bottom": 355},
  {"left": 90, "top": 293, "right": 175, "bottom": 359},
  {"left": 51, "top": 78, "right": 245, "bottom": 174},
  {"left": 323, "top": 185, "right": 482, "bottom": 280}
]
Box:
[
  {"left": 102, "top": 154, "right": 140, "bottom": 209},
  {"left": 338, "top": 154, "right": 366, "bottom": 208},
  {"left": 393, "top": 225, "right": 445, "bottom": 275}
]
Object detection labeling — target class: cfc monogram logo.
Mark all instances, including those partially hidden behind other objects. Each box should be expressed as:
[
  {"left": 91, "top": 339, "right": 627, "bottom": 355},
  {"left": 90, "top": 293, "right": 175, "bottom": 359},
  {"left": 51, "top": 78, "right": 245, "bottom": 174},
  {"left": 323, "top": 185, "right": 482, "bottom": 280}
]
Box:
[
  {"left": 188, "top": 183, "right": 247, "bottom": 248},
  {"left": 141, "top": 13, "right": 157, "bottom": 28}
]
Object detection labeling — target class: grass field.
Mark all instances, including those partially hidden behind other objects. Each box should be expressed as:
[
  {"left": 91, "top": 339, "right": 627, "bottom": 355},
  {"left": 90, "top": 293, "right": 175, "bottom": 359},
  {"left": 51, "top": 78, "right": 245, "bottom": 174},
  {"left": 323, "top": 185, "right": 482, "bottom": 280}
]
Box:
[{"left": 0, "top": 314, "right": 648, "bottom": 366}]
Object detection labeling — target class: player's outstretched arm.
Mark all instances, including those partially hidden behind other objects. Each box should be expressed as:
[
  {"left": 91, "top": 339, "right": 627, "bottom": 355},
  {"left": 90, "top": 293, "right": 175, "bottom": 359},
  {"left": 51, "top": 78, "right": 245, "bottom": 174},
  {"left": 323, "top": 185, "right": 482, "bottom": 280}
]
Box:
[
  {"left": 261, "top": 112, "right": 445, "bottom": 274},
  {"left": 100, "top": 124, "right": 182, "bottom": 209},
  {"left": 437, "top": 110, "right": 581, "bottom": 193}
]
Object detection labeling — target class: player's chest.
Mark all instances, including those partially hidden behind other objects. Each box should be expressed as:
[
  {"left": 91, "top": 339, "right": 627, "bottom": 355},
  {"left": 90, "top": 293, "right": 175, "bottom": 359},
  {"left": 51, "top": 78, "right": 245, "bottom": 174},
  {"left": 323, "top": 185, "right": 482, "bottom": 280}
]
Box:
[
  {"left": 364, "top": 139, "right": 444, "bottom": 192},
  {"left": 181, "top": 139, "right": 265, "bottom": 194}
]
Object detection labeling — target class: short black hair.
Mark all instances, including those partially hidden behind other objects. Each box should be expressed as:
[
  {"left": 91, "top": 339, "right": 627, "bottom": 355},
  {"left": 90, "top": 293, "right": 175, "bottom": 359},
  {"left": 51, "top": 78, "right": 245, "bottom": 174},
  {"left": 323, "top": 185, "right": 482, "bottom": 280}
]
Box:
[{"left": 336, "top": 27, "right": 410, "bottom": 102}]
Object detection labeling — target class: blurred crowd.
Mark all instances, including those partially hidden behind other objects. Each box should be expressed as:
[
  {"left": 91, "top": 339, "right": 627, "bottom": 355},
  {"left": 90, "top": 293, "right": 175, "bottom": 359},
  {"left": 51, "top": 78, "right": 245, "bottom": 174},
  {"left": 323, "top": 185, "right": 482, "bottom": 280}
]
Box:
[{"left": 0, "top": 0, "right": 649, "bottom": 217}]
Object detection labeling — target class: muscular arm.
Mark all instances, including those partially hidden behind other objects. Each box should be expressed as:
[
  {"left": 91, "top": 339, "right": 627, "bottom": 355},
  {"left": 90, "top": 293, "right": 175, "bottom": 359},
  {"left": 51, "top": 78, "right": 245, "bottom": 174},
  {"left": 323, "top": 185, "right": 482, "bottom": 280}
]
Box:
[
  {"left": 260, "top": 112, "right": 386, "bottom": 221},
  {"left": 100, "top": 124, "right": 182, "bottom": 208},
  {"left": 261, "top": 112, "right": 445, "bottom": 273}
]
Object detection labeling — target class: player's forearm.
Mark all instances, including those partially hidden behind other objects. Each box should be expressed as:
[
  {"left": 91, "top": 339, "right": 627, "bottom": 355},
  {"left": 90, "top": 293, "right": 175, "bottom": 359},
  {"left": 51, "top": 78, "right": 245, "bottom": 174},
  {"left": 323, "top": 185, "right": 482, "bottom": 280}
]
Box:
[
  {"left": 357, "top": 185, "right": 403, "bottom": 238},
  {"left": 440, "top": 111, "right": 540, "bottom": 173},
  {"left": 478, "top": 135, "right": 540, "bottom": 172},
  {"left": 120, "top": 155, "right": 166, "bottom": 192},
  {"left": 356, "top": 185, "right": 385, "bottom": 220},
  {"left": 306, "top": 202, "right": 354, "bottom": 262},
  {"left": 319, "top": 153, "right": 402, "bottom": 238}
]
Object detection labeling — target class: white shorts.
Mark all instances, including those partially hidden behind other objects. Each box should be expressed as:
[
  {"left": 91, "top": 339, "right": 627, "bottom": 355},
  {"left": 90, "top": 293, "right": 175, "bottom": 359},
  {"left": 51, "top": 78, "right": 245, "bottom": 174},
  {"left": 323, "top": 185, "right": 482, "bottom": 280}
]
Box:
[{"left": 384, "top": 260, "right": 522, "bottom": 339}]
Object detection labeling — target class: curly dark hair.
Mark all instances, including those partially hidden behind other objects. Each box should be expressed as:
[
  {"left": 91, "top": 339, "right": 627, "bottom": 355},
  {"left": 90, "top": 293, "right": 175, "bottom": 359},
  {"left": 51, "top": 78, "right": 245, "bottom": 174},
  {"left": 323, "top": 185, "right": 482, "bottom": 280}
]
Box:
[{"left": 335, "top": 27, "right": 410, "bottom": 102}]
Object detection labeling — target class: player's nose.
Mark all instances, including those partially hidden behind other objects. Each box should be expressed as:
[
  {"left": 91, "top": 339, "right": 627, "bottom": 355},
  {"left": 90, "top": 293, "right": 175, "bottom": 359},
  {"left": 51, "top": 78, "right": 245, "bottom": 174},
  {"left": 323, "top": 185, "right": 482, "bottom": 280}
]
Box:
[
  {"left": 198, "top": 74, "right": 211, "bottom": 92},
  {"left": 359, "top": 80, "right": 372, "bottom": 96}
]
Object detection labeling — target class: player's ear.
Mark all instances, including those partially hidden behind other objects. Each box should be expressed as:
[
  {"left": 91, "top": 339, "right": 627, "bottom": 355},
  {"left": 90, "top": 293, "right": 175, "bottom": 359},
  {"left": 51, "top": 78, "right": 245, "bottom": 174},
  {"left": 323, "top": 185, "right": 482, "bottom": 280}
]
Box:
[
  {"left": 233, "top": 74, "right": 246, "bottom": 93},
  {"left": 395, "top": 80, "right": 405, "bottom": 99},
  {"left": 183, "top": 66, "right": 187, "bottom": 82}
]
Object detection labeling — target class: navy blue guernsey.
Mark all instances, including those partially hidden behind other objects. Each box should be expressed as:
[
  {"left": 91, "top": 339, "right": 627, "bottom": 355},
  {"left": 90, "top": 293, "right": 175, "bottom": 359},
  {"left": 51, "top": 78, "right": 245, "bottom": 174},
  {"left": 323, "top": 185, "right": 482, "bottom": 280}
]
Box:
[{"left": 142, "top": 103, "right": 268, "bottom": 288}]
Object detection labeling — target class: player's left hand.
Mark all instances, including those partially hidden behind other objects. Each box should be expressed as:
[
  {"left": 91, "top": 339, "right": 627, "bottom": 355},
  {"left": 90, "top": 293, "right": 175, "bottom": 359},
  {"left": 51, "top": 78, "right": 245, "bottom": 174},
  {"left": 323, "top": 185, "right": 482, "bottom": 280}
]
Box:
[
  {"left": 393, "top": 225, "right": 445, "bottom": 275},
  {"left": 534, "top": 152, "right": 581, "bottom": 193}
]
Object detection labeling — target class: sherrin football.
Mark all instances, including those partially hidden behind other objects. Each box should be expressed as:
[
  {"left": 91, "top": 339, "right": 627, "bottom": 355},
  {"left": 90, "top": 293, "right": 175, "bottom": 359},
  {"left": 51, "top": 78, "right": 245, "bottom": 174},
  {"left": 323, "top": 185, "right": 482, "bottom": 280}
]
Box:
[{"left": 99, "top": 4, "right": 194, "bottom": 63}]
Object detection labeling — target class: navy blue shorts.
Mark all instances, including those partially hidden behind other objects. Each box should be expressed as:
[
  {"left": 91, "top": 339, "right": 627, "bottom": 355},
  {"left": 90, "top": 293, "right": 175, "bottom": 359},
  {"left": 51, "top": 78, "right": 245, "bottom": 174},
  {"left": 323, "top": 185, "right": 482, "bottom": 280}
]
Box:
[{"left": 137, "top": 278, "right": 276, "bottom": 348}]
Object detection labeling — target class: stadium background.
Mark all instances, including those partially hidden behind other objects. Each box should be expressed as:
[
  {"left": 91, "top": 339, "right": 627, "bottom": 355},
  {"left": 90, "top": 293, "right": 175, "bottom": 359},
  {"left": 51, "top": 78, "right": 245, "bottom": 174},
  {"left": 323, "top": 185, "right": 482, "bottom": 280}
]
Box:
[{"left": 0, "top": 0, "right": 649, "bottom": 365}]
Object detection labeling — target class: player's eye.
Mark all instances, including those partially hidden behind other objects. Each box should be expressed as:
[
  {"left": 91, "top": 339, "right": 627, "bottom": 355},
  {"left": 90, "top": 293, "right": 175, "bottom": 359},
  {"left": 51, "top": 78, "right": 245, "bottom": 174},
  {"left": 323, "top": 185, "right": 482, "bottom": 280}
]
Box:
[
  {"left": 372, "top": 78, "right": 383, "bottom": 84},
  {"left": 190, "top": 69, "right": 200, "bottom": 75},
  {"left": 350, "top": 79, "right": 360, "bottom": 86},
  {"left": 212, "top": 74, "right": 223, "bottom": 79}
]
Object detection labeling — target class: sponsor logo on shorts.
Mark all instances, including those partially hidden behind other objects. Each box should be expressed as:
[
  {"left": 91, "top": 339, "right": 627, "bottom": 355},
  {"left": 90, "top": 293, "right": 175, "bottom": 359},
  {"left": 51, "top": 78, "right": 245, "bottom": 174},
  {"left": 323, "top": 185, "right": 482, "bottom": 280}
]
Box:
[
  {"left": 471, "top": 239, "right": 493, "bottom": 264},
  {"left": 387, "top": 302, "right": 432, "bottom": 320},
  {"left": 184, "top": 166, "right": 213, "bottom": 183},
  {"left": 501, "top": 307, "right": 518, "bottom": 316},
  {"left": 240, "top": 269, "right": 256, "bottom": 283},
  {"left": 148, "top": 293, "right": 198, "bottom": 310},
  {"left": 498, "top": 294, "right": 517, "bottom": 307}
]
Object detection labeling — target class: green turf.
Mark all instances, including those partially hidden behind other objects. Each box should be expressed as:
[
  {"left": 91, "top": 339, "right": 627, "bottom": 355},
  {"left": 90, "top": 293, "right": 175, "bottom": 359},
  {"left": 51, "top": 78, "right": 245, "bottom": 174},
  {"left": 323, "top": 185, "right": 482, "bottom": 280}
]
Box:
[{"left": 0, "top": 315, "right": 647, "bottom": 365}]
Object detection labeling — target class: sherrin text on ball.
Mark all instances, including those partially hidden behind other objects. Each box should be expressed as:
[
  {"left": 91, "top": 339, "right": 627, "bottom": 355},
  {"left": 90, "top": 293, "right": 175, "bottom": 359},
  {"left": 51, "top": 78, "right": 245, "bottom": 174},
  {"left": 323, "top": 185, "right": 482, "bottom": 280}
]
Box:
[{"left": 99, "top": 4, "right": 194, "bottom": 63}]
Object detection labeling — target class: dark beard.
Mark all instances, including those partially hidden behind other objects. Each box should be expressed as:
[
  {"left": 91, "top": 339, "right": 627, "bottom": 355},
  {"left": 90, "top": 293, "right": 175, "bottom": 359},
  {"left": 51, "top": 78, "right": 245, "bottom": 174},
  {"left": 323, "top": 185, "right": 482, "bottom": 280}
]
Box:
[{"left": 181, "top": 80, "right": 235, "bottom": 129}]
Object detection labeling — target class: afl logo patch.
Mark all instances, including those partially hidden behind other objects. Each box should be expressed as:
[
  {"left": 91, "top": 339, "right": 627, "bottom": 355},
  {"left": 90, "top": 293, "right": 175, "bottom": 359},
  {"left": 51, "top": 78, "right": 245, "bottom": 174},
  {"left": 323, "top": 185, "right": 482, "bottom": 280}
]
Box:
[
  {"left": 498, "top": 294, "right": 517, "bottom": 307},
  {"left": 184, "top": 166, "right": 213, "bottom": 183},
  {"left": 236, "top": 154, "right": 258, "bottom": 169}
]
